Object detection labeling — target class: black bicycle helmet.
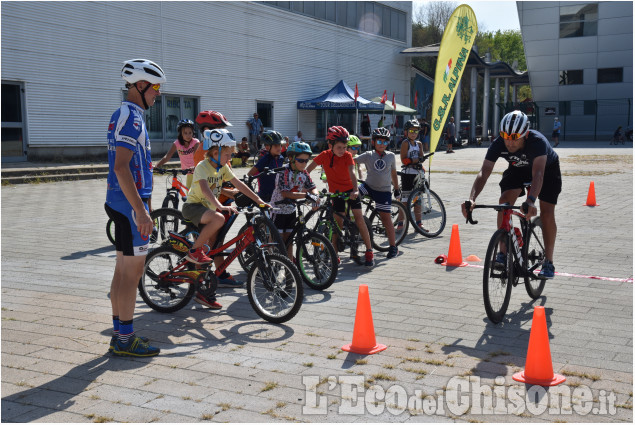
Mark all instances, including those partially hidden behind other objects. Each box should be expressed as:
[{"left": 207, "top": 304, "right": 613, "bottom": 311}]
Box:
[
  {"left": 372, "top": 127, "right": 391, "bottom": 140},
  {"left": 177, "top": 119, "right": 195, "bottom": 132},
  {"left": 262, "top": 130, "right": 283, "bottom": 145}
]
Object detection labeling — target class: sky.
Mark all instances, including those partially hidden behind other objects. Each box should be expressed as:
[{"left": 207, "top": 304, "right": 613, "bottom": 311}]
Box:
[{"left": 413, "top": 0, "right": 521, "bottom": 33}]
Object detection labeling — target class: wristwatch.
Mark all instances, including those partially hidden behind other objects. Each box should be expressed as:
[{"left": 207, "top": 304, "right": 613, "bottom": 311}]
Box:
[{"left": 527, "top": 195, "right": 536, "bottom": 203}]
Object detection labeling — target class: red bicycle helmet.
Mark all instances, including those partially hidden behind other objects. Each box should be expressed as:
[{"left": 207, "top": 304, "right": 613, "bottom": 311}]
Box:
[
  {"left": 195, "top": 110, "right": 233, "bottom": 128},
  {"left": 326, "top": 126, "right": 350, "bottom": 143}
]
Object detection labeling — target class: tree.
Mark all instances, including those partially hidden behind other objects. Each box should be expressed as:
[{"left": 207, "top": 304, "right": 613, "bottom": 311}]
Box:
[{"left": 411, "top": 1, "right": 458, "bottom": 76}]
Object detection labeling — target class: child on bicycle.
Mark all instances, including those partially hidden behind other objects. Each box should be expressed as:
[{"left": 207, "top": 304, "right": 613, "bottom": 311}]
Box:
[
  {"left": 399, "top": 119, "right": 425, "bottom": 230},
  {"left": 182, "top": 129, "right": 268, "bottom": 309},
  {"left": 306, "top": 126, "right": 374, "bottom": 267},
  {"left": 347, "top": 135, "right": 364, "bottom": 180},
  {"left": 354, "top": 127, "right": 400, "bottom": 259},
  {"left": 269, "top": 142, "right": 319, "bottom": 259},
  {"left": 247, "top": 130, "right": 285, "bottom": 202},
  {"left": 155, "top": 119, "right": 200, "bottom": 188}
]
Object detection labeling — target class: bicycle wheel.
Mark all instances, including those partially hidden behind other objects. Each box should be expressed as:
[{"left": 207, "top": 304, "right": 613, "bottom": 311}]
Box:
[
  {"left": 139, "top": 246, "right": 196, "bottom": 313},
  {"left": 150, "top": 208, "right": 190, "bottom": 251},
  {"left": 162, "top": 192, "right": 179, "bottom": 210},
  {"left": 407, "top": 187, "right": 446, "bottom": 237},
  {"left": 106, "top": 219, "right": 116, "bottom": 245},
  {"left": 483, "top": 229, "right": 513, "bottom": 324},
  {"left": 237, "top": 215, "right": 286, "bottom": 272},
  {"left": 523, "top": 217, "right": 547, "bottom": 299},
  {"left": 368, "top": 201, "right": 409, "bottom": 251},
  {"left": 347, "top": 217, "right": 371, "bottom": 265},
  {"left": 247, "top": 252, "right": 303, "bottom": 323},
  {"left": 295, "top": 229, "right": 338, "bottom": 290}
]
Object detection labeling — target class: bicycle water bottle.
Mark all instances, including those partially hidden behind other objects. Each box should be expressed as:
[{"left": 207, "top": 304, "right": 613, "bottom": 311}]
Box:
[{"left": 514, "top": 227, "right": 523, "bottom": 247}]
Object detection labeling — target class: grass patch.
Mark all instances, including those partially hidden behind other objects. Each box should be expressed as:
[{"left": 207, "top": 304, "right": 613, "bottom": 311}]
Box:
[
  {"left": 566, "top": 154, "right": 632, "bottom": 164},
  {"left": 370, "top": 373, "right": 396, "bottom": 381},
  {"left": 404, "top": 367, "right": 428, "bottom": 376},
  {"left": 306, "top": 332, "right": 319, "bottom": 337},
  {"left": 401, "top": 356, "right": 422, "bottom": 363},
  {"left": 261, "top": 381, "right": 278, "bottom": 392},
  {"left": 423, "top": 359, "right": 447, "bottom": 366},
  {"left": 407, "top": 338, "right": 420, "bottom": 342},
  {"left": 200, "top": 413, "right": 214, "bottom": 420},
  {"left": 355, "top": 359, "right": 368, "bottom": 365},
  {"left": 616, "top": 403, "right": 633, "bottom": 410},
  {"left": 327, "top": 353, "right": 337, "bottom": 359},
  {"left": 560, "top": 369, "right": 601, "bottom": 381},
  {"left": 383, "top": 363, "right": 395, "bottom": 369},
  {"left": 302, "top": 362, "right": 314, "bottom": 367},
  {"left": 276, "top": 401, "right": 287, "bottom": 408},
  {"left": 217, "top": 402, "right": 231, "bottom": 411},
  {"left": 488, "top": 350, "right": 511, "bottom": 358},
  {"left": 92, "top": 416, "right": 114, "bottom": 423}
]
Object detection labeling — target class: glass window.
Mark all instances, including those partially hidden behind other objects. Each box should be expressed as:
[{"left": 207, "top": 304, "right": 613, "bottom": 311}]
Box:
[
  {"left": 346, "top": 2, "right": 357, "bottom": 28},
  {"left": 583, "top": 100, "right": 596, "bottom": 115},
  {"left": 398, "top": 13, "right": 406, "bottom": 41},
  {"left": 382, "top": 5, "right": 391, "bottom": 37},
  {"left": 336, "top": 2, "right": 346, "bottom": 26},
  {"left": 165, "top": 96, "right": 181, "bottom": 140},
  {"left": 558, "top": 101, "right": 570, "bottom": 116},
  {"left": 2, "top": 84, "right": 22, "bottom": 122},
  {"left": 1, "top": 127, "right": 23, "bottom": 157},
  {"left": 304, "top": 1, "right": 314, "bottom": 16},
  {"left": 145, "top": 97, "right": 162, "bottom": 140},
  {"left": 390, "top": 9, "right": 399, "bottom": 39},
  {"left": 325, "top": 1, "right": 335, "bottom": 22},
  {"left": 364, "top": 2, "right": 374, "bottom": 33},
  {"left": 183, "top": 97, "right": 198, "bottom": 123},
  {"left": 315, "top": 1, "right": 325, "bottom": 20},
  {"left": 559, "top": 3, "right": 597, "bottom": 38},
  {"left": 598, "top": 68, "right": 623, "bottom": 83},
  {"left": 559, "top": 70, "right": 583, "bottom": 85},
  {"left": 257, "top": 102, "right": 273, "bottom": 128}
]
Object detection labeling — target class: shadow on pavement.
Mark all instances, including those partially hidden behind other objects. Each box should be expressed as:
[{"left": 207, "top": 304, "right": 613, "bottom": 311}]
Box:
[{"left": 61, "top": 245, "right": 115, "bottom": 260}]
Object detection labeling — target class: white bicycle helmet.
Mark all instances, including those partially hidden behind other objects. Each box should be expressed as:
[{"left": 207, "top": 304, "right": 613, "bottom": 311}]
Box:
[
  {"left": 203, "top": 129, "right": 237, "bottom": 150},
  {"left": 500, "top": 110, "right": 529, "bottom": 136},
  {"left": 121, "top": 59, "right": 167, "bottom": 85}
]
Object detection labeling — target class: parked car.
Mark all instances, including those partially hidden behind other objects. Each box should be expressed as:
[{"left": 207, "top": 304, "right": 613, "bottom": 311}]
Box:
[{"left": 459, "top": 120, "right": 483, "bottom": 140}]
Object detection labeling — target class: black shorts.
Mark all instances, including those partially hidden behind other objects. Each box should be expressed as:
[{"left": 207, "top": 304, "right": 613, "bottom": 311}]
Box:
[
  {"left": 552, "top": 131, "right": 560, "bottom": 138},
  {"left": 333, "top": 196, "right": 362, "bottom": 213},
  {"left": 273, "top": 212, "right": 296, "bottom": 233},
  {"left": 400, "top": 173, "right": 417, "bottom": 192},
  {"left": 499, "top": 161, "right": 562, "bottom": 205}
]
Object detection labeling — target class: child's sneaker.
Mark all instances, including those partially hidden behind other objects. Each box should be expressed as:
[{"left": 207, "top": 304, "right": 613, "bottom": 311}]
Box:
[
  {"left": 185, "top": 247, "right": 212, "bottom": 264},
  {"left": 364, "top": 249, "right": 375, "bottom": 267},
  {"left": 217, "top": 274, "right": 244, "bottom": 288},
  {"left": 495, "top": 252, "right": 506, "bottom": 265},
  {"left": 112, "top": 336, "right": 160, "bottom": 357},
  {"left": 109, "top": 335, "right": 149, "bottom": 353},
  {"left": 194, "top": 292, "right": 222, "bottom": 309},
  {"left": 387, "top": 245, "right": 399, "bottom": 259}
]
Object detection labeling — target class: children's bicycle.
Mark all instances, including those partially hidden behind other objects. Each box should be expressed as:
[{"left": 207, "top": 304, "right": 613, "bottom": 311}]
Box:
[
  {"left": 465, "top": 200, "right": 547, "bottom": 324},
  {"left": 154, "top": 167, "right": 191, "bottom": 209},
  {"left": 140, "top": 205, "right": 302, "bottom": 323},
  {"left": 398, "top": 152, "right": 446, "bottom": 237},
  {"left": 274, "top": 197, "right": 339, "bottom": 290},
  {"left": 305, "top": 190, "right": 373, "bottom": 265},
  {"left": 359, "top": 184, "right": 409, "bottom": 252}
]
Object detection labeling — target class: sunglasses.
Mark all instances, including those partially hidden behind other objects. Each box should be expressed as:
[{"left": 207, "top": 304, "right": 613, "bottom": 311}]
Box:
[
  {"left": 348, "top": 146, "right": 360, "bottom": 151},
  {"left": 294, "top": 158, "right": 309, "bottom": 163},
  {"left": 151, "top": 83, "right": 161, "bottom": 91},
  {"left": 408, "top": 129, "right": 420, "bottom": 133},
  {"left": 500, "top": 131, "right": 524, "bottom": 141},
  {"left": 375, "top": 139, "right": 390, "bottom": 145}
]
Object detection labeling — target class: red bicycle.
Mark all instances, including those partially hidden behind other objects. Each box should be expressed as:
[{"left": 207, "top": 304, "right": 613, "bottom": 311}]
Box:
[{"left": 139, "top": 205, "right": 302, "bottom": 323}]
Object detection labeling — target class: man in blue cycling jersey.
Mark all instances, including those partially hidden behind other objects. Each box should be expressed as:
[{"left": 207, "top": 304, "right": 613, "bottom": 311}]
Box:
[
  {"left": 104, "top": 58, "right": 166, "bottom": 357},
  {"left": 461, "top": 110, "right": 561, "bottom": 279}
]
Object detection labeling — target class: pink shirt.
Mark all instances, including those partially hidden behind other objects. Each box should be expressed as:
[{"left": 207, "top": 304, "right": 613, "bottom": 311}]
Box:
[{"left": 174, "top": 138, "right": 200, "bottom": 170}]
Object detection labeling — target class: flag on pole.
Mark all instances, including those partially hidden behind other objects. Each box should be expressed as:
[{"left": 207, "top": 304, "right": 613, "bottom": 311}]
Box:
[
  {"left": 380, "top": 90, "right": 387, "bottom": 104},
  {"left": 429, "top": 4, "right": 478, "bottom": 159},
  {"left": 414, "top": 91, "right": 418, "bottom": 111},
  {"left": 354, "top": 83, "right": 359, "bottom": 102},
  {"left": 392, "top": 93, "right": 395, "bottom": 108}
]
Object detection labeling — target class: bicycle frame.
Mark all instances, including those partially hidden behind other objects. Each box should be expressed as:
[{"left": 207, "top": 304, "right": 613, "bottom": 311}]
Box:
[
  {"left": 500, "top": 208, "right": 527, "bottom": 272},
  {"left": 170, "top": 174, "right": 188, "bottom": 198}
]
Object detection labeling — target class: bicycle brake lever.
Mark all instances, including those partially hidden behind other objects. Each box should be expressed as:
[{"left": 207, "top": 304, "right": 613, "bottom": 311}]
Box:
[{"left": 464, "top": 201, "right": 478, "bottom": 225}]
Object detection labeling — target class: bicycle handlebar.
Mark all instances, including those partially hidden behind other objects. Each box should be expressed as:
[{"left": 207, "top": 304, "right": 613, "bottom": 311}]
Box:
[
  {"left": 154, "top": 167, "right": 191, "bottom": 176},
  {"left": 242, "top": 166, "right": 286, "bottom": 185},
  {"left": 464, "top": 201, "right": 523, "bottom": 225}
]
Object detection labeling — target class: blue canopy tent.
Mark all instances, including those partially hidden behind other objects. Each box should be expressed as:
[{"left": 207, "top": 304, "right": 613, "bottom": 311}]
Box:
[{"left": 297, "top": 80, "right": 384, "bottom": 136}]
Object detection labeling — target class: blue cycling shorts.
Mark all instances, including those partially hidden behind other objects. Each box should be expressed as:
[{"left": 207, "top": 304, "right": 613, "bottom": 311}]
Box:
[{"left": 104, "top": 199, "right": 150, "bottom": 256}]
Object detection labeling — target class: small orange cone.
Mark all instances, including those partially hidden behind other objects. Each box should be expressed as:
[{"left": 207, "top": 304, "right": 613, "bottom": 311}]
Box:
[
  {"left": 342, "top": 284, "right": 387, "bottom": 355},
  {"left": 513, "top": 306, "right": 566, "bottom": 386},
  {"left": 465, "top": 254, "right": 482, "bottom": 262},
  {"left": 584, "top": 181, "right": 599, "bottom": 206},
  {"left": 441, "top": 224, "right": 468, "bottom": 267}
]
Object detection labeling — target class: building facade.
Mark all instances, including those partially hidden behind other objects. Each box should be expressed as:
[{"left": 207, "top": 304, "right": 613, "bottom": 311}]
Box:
[
  {"left": 518, "top": 1, "right": 633, "bottom": 140},
  {"left": 1, "top": 1, "right": 412, "bottom": 162}
]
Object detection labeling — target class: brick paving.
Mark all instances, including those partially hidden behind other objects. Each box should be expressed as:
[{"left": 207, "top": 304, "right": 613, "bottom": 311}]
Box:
[{"left": 1, "top": 142, "right": 632, "bottom": 422}]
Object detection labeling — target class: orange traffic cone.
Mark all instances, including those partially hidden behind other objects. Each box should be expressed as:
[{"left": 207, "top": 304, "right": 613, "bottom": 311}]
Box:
[
  {"left": 513, "top": 306, "right": 566, "bottom": 386},
  {"left": 342, "top": 284, "right": 387, "bottom": 355},
  {"left": 584, "top": 181, "right": 599, "bottom": 206},
  {"left": 441, "top": 224, "right": 468, "bottom": 267}
]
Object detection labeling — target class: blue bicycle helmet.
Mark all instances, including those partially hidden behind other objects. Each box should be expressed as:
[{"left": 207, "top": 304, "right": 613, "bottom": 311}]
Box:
[{"left": 287, "top": 142, "right": 312, "bottom": 155}]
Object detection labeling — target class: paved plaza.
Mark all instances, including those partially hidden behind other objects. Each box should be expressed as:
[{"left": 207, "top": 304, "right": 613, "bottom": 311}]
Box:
[{"left": 1, "top": 142, "right": 633, "bottom": 422}]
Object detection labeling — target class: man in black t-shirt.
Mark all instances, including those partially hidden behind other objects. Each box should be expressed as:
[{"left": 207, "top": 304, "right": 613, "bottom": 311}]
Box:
[{"left": 461, "top": 110, "right": 561, "bottom": 279}]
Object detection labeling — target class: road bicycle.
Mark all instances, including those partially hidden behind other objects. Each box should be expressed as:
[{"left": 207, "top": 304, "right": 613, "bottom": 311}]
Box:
[
  {"left": 358, "top": 186, "right": 409, "bottom": 251},
  {"left": 305, "top": 190, "right": 373, "bottom": 265},
  {"left": 398, "top": 152, "right": 447, "bottom": 237},
  {"left": 274, "top": 197, "right": 339, "bottom": 290},
  {"left": 154, "top": 167, "right": 191, "bottom": 209},
  {"left": 140, "top": 205, "right": 302, "bottom": 323},
  {"left": 465, "top": 200, "right": 547, "bottom": 324}
]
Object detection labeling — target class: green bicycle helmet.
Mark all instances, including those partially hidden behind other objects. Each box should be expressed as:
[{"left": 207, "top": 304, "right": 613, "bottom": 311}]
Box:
[
  {"left": 347, "top": 135, "right": 362, "bottom": 147},
  {"left": 287, "top": 142, "right": 312, "bottom": 155}
]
